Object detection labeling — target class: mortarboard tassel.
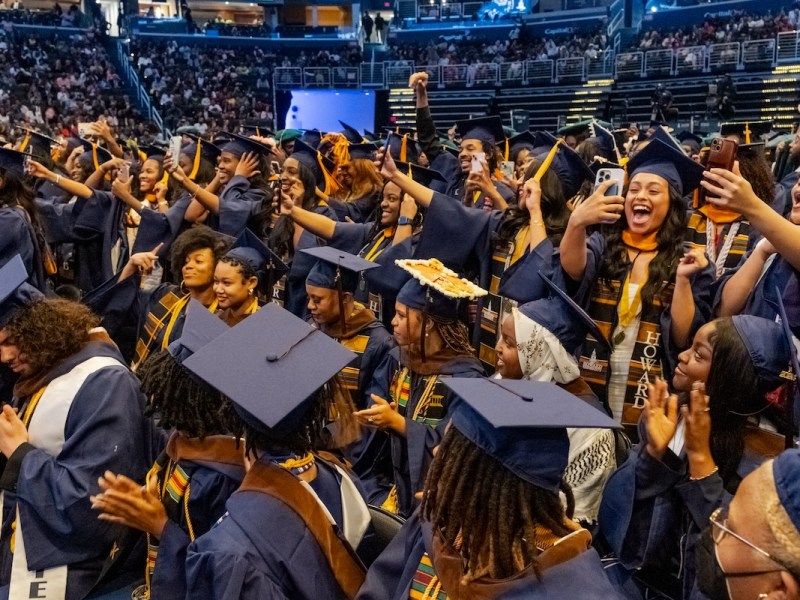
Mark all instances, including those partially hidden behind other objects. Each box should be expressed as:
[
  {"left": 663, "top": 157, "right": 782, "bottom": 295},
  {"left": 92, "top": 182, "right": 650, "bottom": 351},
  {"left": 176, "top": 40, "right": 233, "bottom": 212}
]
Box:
[
  {"left": 400, "top": 134, "right": 408, "bottom": 163},
  {"left": 188, "top": 138, "right": 202, "bottom": 181},
  {"left": 533, "top": 139, "right": 562, "bottom": 183},
  {"left": 18, "top": 132, "right": 30, "bottom": 154},
  {"left": 335, "top": 263, "right": 347, "bottom": 336}
]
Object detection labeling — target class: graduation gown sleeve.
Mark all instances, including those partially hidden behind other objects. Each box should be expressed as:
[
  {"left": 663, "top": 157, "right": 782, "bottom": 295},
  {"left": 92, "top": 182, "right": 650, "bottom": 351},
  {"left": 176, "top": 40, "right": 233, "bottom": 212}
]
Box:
[
  {"left": 5, "top": 365, "right": 148, "bottom": 570},
  {"left": 0, "top": 209, "right": 37, "bottom": 281},
  {"left": 329, "top": 221, "right": 372, "bottom": 255},
  {"left": 498, "top": 237, "right": 560, "bottom": 304},
  {"left": 35, "top": 195, "right": 89, "bottom": 245},
  {"left": 151, "top": 467, "right": 243, "bottom": 599},
  {"left": 134, "top": 191, "right": 193, "bottom": 255},
  {"left": 328, "top": 192, "right": 379, "bottom": 224},
  {"left": 216, "top": 176, "right": 267, "bottom": 237},
  {"left": 364, "top": 236, "right": 416, "bottom": 298},
  {"left": 412, "top": 191, "right": 498, "bottom": 272}
]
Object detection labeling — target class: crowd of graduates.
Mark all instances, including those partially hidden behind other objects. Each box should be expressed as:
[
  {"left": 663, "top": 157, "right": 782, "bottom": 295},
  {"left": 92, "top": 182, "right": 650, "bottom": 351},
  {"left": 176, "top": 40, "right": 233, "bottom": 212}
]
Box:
[{"left": 1, "top": 68, "right": 800, "bottom": 600}]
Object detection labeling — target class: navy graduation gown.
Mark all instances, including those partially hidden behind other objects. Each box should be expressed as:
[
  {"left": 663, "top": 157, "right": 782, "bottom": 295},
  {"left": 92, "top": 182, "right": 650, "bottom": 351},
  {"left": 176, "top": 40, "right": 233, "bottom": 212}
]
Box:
[
  {"left": 0, "top": 342, "right": 150, "bottom": 600},
  {"left": 367, "top": 348, "right": 485, "bottom": 518},
  {"left": 598, "top": 421, "right": 770, "bottom": 600},
  {"left": 328, "top": 221, "right": 416, "bottom": 326},
  {"left": 357, "top": 512, "right": 627, "bottom": 600},
  {"left": 150, "top": 437, "right": 246, "bottom": 599},
  {"left": 0, "top": 206, "right": 44, "bottom": 291},
  {"left": 412, "top": 192, "right": 559, "bottom": 369},
  {"left": 328, "top": 191, "right": 380, "bottom": 224},
  {"left": 206, "top": 175, "right": 267, "bottom": 237},
  {"left": 278, "top": 204, "right": 340, "bottom": 318},
  {"left": 184, "top": 457, "right": 367, "bottom": 600}
]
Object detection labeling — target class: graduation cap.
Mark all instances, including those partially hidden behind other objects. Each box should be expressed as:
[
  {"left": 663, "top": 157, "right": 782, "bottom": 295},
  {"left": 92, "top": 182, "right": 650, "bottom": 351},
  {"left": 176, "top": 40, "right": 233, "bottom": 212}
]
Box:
[
  {"left": 396, "top": 258, "right": 486, "bottom": 361},
  {"left": 303, "top": 246, "right": 380, "bottom": 335},
  {"left": 0, "top": 255, "right": 43, "bottom": 327},
  {"left": 0, "top": 147, "right": 30, "bottom": 177},
  {"left": 440, "top": 138, "right": 460, "bottom": 157},
  {"left": 394, "top": 161, "right": 446, "bottom": 188},
  {"left": 720, "top": 121, "right": 772, "bottom": 144},
  {"left": 590, "top": 121, "right": 622, "bottom": 163},
  {"left": 76, "top": 138, "right": 114, "bottom": 167},
  {"left": 138, "top": 144, "right": 167, "bottom": 160},
  {"left": 445, "top": 377, "right": 620, "bottom": 492},
  {"left": 648, "top": 126, "right": 684, "bottom": 154},
  {"left": 219, "top": 132, "right": 273, "bottom": 159},
  {"left": 275, "top": 129, "right": 302, "bottom": 145},
  {"left": 558, "top": 119, "right": 612, "bottom": 138},
  {"left": 627, "top": 138, "right": 705, "bottom": 196},
  {"left": 363, "top": 130, "right": 379, "bottom": 143},
  {"left": 508, "top": 131, "right": 536, "bottom": 161},
  {"left": 772, "top": 449, "right": 800, "bottom": 533},
  {"left": 737, "top": 142, "right": 766, "bottom": 160},
  {"left": 532, "top": 131, "right": 558, "bottom": 155},
  {"left": 347, "top": 143, "right": 378, "bottom": 161},
  {"left": 532, "top": 136, "right": 593, "bottom": 200},
  {"left": 167, "top": 298, "right": 229, "bottom": 364},
  {"left": 386, "top": 132, "right": 421, "bottom": 165},
  {"left": 289, "top": 139, "right": 338, "bottom": 195},
  {"left": 182, "top": 302, "right": 357, "bottom": 433},
  {"left": 515, "top": 272, "right": 609, "bottom": 354},
  {"left": 300, "top": 129, "right": 323, "bottom": 150},
  {"left": 339, "top": 121, "right": 364, "bottom": 144},
  {"left": 225, "top": 228, "right": 288, "bottom": 295},
  {"left": 676, "top": 131, "right": 703, "bottom": 147},
  {"left": 240, "top": 124, "right": 274, "bottom": 138},
  {"left": 383, "top": 126, "right": 416, "bottom": 137},
  {"left": 731, "top": 314, "right": 792, "bottom": 394},
  {"left": 17, "top": 128, "right": 58, "bottom": 157},
  {"left": 455, "top": 116, "right": 505, "bottom": 146},
  {"left": 304, "top": 246, "right": 379, "bottom": 293},
  {"left": 182, "top": 135, "right": 222, "bottom": 180}
]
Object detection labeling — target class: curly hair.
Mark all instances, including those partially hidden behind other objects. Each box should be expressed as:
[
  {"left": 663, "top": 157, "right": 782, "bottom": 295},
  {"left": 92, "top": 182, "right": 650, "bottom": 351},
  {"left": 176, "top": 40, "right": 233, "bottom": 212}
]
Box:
[
  {"left": 421, "top": 428, "right": 575, "bottom": 581},
  {"left": 598, "top": 183, "right": 688, "bottom": 310},
  {"left": 169, "top": 224, "right": 231, "bottom": 278},
  {"left": 3, "top": 298, "right": 98, "bottom": 375},
  {"left": 139, "top": 349, "right": 241, "bottom": 439}
]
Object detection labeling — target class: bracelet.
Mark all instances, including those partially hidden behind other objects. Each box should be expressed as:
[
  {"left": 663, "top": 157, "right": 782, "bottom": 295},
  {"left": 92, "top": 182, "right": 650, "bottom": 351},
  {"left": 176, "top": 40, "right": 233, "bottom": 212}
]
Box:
[
  {"left": 530, "top": 219, "right": 544, "bottom": 227},
  {"left": 55, "top": 175, "right": 61, "bottom": 186},
  {"left": 190, "top": 186, "right": 199, "bottom": 200},
  {"left": 689, "top": 466, "right": 718, "bottom": 481},
  {"left": 158, "top": 201, "right": 168, "bottom": 207}
]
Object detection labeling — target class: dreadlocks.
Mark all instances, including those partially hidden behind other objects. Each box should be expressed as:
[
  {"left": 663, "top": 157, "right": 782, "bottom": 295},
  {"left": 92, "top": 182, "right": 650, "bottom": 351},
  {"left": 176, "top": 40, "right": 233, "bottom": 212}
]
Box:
[
  {"left": 139, "top": 349, "right": 240, "bottom": 440},
  {"left": 421, "top": 428, "right": 575, "bottom": 582}
]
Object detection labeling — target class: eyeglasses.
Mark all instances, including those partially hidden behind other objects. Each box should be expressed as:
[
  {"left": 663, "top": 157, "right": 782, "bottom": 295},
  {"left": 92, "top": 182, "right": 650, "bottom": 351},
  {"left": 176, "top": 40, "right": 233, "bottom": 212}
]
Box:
[{"left": 709, "top": 506, "right": 791, "bottom": 578}]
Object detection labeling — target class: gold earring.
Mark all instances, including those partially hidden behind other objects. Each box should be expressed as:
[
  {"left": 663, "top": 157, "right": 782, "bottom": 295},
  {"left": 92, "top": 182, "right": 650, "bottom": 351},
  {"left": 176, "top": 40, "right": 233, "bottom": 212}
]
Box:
[{"left": 248, "top": 288, "right": 254, "bottom": 296}]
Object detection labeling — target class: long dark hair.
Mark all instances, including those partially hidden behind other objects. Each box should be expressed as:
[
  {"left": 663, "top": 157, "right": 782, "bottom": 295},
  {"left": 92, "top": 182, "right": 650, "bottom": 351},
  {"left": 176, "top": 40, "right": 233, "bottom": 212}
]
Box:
[
  {"left": 268, "top": 161, "right": 321, "bottom": 259},
  {"left": 599, "top": 183, "right": 687, "bottom": 310},
  {"left": 706, "top": 318, "right": 788, "bottom": 490},
  {"left": 737, "top": 150, "right": 775, "bottom": 208},
  {"left": 421, "top": 428, "right": 575, "bottom": 581},
  {"left": 0, "top": 167, "right": 41, "bottom": 230},
  {"left": 495, "top": 157, "right": 570, "bottom": 249}
]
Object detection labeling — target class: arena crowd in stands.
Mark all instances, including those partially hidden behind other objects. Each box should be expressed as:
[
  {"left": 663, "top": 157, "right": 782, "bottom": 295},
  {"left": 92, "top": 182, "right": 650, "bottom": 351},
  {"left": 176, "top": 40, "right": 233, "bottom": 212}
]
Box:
[
  {"left": 635, "top": 9, "right": 798, "bottom": 51},
  {"left": 0, "top": 25, "right": 151, "bottom": 141}
]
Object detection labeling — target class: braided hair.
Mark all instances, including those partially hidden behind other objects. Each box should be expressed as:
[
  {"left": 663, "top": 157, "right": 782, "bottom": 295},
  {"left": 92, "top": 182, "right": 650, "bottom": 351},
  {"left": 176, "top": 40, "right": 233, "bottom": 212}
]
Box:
[
  {"left": 430, "top": 315, "right": 474, "bottom": 356},
  {"left": 139, "top": 349, "right": 241, "bottom": 440},
  {"left": 421, "top": 428, "right": 575, "bottom": 582}
]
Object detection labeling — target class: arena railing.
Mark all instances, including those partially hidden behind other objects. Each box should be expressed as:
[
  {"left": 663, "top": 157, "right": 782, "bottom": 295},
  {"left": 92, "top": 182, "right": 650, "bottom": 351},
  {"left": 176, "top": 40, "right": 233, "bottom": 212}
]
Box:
[
  {"left": 116, "top": 40, "right": 164, "bottom": 132},
  {"left": 269, "top": 33, "right": 791, "bottom": 91},
  {"left": 777, "top": 31, "right": 800, "bottom": 62}
]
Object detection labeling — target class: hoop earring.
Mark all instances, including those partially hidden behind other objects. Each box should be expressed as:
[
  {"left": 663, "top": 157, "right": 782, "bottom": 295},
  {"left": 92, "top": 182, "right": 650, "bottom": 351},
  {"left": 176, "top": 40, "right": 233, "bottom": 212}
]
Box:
[
  {"left": 248, "top": 288, "right": 254, "bottom": 296},
  {"left": 179, "top": 280, "right": 188, "bottom": 294}
]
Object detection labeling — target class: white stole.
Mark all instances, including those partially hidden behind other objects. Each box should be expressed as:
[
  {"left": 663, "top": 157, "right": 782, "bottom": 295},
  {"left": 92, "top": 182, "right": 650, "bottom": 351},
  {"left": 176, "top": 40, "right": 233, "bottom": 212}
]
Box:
[{"left": 3, "top": 355, "right": 123, "bottom": 600}]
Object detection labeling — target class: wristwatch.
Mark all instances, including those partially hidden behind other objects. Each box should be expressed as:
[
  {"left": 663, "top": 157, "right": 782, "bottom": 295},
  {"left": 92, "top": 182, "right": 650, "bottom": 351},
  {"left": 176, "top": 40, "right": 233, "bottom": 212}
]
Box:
[{"left": 397, "top": 216, "right": 413, "bottom": 227}]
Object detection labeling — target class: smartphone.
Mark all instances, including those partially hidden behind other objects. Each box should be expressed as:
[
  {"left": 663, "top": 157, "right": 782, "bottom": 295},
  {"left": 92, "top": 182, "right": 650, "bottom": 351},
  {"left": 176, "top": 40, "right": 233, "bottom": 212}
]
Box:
[
  {"left": 378, "top": 135, "right": 392, "bottom": 170},
  {"left": 270, "top": 160, "right": 281, "bottom": 176},
  {"left": 697, "top": 137, "right": 738, "bottom": 207},
  {"left": 22, "top": 154, "right": 31, "bottom": 175},
  {"left": 471, "top": 152, "right": 486, "bottom": 174},
  {"left": 169, "top": 136, "right": 183, "bottom": 160},
  {"left": 594, "top": 168, "right": 626, "bottom": 197},
  {"left": 272, "top": 178, "right": 282, "bottom": 214},
  {"left": 500, "top": 160, "right": 514, "bottom": 179},
  {"left": 118, "top": 162, "right": 130, "bottom": 183},
  {"left": 78, "top": 122, "right": 92, "bottom": 138}
]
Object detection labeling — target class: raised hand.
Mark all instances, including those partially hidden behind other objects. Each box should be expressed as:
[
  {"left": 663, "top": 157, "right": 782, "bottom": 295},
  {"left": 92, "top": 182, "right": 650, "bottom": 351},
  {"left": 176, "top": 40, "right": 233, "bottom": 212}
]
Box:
[
  {"left": 234, "top": 152, "right": 261, "bottom": 179},
  {"left": 644, "top": 377, "right": 680, "bottom": 461},
  {"left": 27, "top": 160, "right": 53, "bottom": 180},
  {"left": 676, "top": 246, "right": 710, "bottom": 280},
  {"left": 682, "top": 382, "right": 717, "bottom": 479},
  {"left": 700, "top": 162, "right": 763, "bottom": 218},
  {"left": 569, "top": 179, "right": 624, "bottom": 227}
]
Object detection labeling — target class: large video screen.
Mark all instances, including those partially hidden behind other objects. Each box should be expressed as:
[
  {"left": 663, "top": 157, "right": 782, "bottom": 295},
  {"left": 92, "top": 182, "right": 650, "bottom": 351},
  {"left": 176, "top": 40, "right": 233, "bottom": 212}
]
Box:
[{"left": 282, "top": 90, "right": 375, "bottom": 134}]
